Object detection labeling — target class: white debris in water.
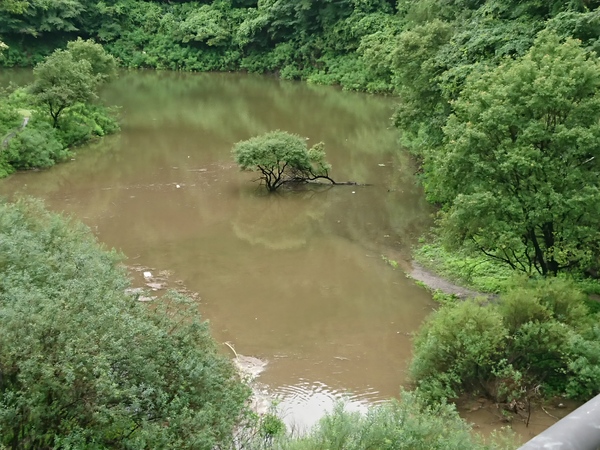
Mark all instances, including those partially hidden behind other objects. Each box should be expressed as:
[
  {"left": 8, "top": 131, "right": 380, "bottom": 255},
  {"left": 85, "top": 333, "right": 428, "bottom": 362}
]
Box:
[
  {"left": 124, "top": 287, "right": 156, "bottom": 302},
  {"left": 143, "top": 271, "right": 152, "bottom": 279},
  {"left": 352, "top": 191, "right": 356, "bottom": 194},
  {"left": 146, "top": 282, "right": 165, "bottom": 291},
  {"left": 176, "top": 184, "right": 181, "bottom": 188},
  {"left": 378, "top": 163, "right": 386, "bottom": 167},
  {"left": 234, "top": 355, "right": 267, "bottom": 381}
]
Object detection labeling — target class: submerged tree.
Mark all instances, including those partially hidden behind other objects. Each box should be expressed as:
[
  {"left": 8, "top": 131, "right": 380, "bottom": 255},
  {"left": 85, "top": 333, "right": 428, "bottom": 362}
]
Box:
[
  {"left": 233, "top": 130, "right": 335, "bottom": 192},
  {"left": 428, "top": 32, "right": 600, "bottom": 276}
]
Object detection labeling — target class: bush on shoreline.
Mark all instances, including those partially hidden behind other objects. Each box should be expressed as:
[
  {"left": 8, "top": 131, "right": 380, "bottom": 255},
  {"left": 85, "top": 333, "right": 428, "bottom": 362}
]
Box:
[
  {"left": 411, "top": 278, "right": 600, "bottom": 409},
  {"left": 0, "top": 199, "right": 251, "bottom": 448},
  {"left": 0, "top": 39, "right": 119, "bottom": 179},
  {"left": 260, "top": 392, "right": 514, "bottom": 450}
]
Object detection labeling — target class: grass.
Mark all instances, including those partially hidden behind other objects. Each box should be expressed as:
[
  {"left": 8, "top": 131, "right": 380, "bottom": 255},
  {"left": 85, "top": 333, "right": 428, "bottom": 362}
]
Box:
[
  {"left": 413, "top": 240, "right": 514, "bottom": 294},
  {"left": 413, "top": 238, "right": 600, "bottom": 311}
]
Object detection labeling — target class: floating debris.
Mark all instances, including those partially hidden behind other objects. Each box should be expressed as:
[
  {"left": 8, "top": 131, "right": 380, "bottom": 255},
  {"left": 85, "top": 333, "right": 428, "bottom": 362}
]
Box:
[
  {"left": 145, "top": 282, "right": 165, "bottom": 291},
  {"left": 224, "top": 342, "right": 267, "bottom": 381},
  {"left": 124, "top": 287, "right": 156, "bottom": 302}
]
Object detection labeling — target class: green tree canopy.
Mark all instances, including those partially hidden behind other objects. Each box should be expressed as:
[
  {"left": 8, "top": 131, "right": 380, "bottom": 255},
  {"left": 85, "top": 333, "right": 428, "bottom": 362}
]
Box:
[
  {"left": 30, "top": 39, "right": 116, "bottom": 128},
  {"left": 233, "top": 130, "right": 333, "bottom": 192},
  {"left": 0, "top": 199, "right": 250, "bottom": 448},
  {"left": 0, "top": 0, "right": 87, "bottom": 36},
  {"left": 428, "top": 32, "right": 600, "bottom": 276},
  {"left": 66, "top": 37, "right": 118, "bottom": 81}
]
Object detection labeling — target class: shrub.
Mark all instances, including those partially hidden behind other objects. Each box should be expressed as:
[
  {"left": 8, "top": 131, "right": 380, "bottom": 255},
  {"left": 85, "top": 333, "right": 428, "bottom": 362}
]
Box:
[
  {"left": 271, "top": 392, "right": 512, "bottom": 450},
  {"left": 4, "top": 118, "right": 68, "bottom": 169},
  {"left": 0, "top": 199, "right": 250, "bottom": 448},
  {"left": 411, "top": 277, "right": 600, "bottom": 406},
  {"left": 410, "top": 299, "right": 507, "bottom": 401}
]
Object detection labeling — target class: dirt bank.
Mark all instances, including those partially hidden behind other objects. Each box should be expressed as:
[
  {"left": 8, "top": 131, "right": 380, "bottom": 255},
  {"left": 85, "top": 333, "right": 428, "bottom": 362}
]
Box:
[{"left": 409, "top": 261, "right": 483, "bottom": 298}]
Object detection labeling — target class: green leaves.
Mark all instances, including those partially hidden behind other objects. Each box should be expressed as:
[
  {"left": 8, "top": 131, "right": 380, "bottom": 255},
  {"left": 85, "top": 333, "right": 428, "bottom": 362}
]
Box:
[
  {"left": 31, "top": 50, "right": 98, "bottom": 127},
  {"left": 66, "top": 37, "right": 118, "bottom": 81},
  {"left": 175, "top": 5, "right": 232, "bottom": 46},
  {"left": 277, "top": 391, "right": 501, "bottom": 450},
  {"left": 233, "top": 130, "right": 333, "bottom": 191},
  {"left": 429, "top": 32, "right": 600, "bottom": 275},
  {"left": 411, "top": 277, "right": 599, "bottom": 404},
  {"left": 411, "top": 299, "right": 507, "bottom": 401},
  {"left": 0, "top": 0, "right": 87, "bottom": 36},
  {"left": 0, "top": 199, "right": 250, "bottom": 447},
  {"left": 30, "top": 38, "right": 116, "bottom": 128}
]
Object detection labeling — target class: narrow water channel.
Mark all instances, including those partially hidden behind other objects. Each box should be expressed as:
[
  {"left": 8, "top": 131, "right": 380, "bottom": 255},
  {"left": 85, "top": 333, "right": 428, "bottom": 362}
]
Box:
[{"left": 0, "top": 70, "right": 567, "bottom": 440}]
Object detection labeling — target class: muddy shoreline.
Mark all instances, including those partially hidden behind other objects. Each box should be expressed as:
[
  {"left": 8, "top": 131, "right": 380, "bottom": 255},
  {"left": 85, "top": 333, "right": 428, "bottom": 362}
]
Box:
[
  {"left": 409, "top": 261, "right": 483, "bottom": 298},
  {"left": 401, "top": 259, "right": 577, "bottom": 444}
]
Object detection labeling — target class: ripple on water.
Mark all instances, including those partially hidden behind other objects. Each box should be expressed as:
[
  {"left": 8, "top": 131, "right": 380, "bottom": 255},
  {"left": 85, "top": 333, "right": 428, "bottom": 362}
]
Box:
[{"left": 270, "top": 380, "right": 381, "bottom": 433}]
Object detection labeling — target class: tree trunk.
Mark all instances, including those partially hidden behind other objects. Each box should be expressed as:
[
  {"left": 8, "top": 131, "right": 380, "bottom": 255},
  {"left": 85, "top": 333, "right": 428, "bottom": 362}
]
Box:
[
  {"left": 542, "top": 222, "right": 559, "bottom": 276},
  {"left": 529, "top": 229, "right": 548, "bottom": 276}
]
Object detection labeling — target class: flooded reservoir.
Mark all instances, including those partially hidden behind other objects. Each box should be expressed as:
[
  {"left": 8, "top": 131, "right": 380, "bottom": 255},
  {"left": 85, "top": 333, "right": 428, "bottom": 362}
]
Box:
[{"left": 0, "top": 70, "right": 569, "bottom": 439}]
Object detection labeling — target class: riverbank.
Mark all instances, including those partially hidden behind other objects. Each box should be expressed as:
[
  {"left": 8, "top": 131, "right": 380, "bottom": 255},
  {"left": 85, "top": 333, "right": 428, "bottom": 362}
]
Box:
[
  {"left": 410, "top": 261, "right": 484, "bottom": 299},
  {"left": 411, "top": 239, "right": 600, "bottom": 312},
  {"left": 0, "top": 40, "right": 119, "bottom": 179},
  {"left": 391, "top": 240, "right": 600, "bottom": 445},
  {"left": 125, "top": 251, "right": 577, "bottom": 448}
]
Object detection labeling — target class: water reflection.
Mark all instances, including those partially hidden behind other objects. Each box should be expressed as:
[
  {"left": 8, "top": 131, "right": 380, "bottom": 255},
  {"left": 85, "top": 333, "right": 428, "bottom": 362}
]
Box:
[
  {"left": 0, "top": 70, "right": 435, "bottom": 425},
  {"left": 232, "top": 188, "right": 331, "bottom": 250}
]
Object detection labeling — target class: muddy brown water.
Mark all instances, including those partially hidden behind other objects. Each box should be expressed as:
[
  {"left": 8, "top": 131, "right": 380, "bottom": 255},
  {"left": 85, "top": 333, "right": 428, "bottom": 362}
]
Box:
[{"left": 0, "top": 70, "right": 566, "bottom": 440}]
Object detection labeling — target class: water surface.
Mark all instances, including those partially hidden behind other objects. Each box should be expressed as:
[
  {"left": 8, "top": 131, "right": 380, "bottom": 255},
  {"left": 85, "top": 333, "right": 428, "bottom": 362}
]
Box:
[{"left": 0, "top": 70, "right": 437, "bottom": 429}]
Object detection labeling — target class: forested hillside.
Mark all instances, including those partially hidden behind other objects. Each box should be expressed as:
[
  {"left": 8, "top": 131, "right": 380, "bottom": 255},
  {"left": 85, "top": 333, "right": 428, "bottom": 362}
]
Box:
[{"left": 1, "top": 1, "right": 598, "bottom": 92}]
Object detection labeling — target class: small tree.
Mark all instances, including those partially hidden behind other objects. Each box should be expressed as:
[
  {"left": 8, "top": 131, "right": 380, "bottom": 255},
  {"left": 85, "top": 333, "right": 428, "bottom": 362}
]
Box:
[
  {"left": 30, "top": 39, "right": 116, "bottom": 128},
  {"left": 233, "top": 130, "right": 334, "bottom": 192}
]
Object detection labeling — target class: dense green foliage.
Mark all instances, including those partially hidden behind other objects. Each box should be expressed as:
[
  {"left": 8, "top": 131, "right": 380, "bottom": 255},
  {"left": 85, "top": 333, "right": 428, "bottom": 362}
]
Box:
[
  {"left": 0, "top": 38, "right": 118, "bottom": 178},
  {"left": 411, "top": 278, "right": 600, "bottom": 407},
  {"left": 0, "top": 199, "right": 250, "bottom": 448},
  {"left": 31, "top": 38, "right": 117, "bottom": 127},
  {"left": 233, "top": 130, "right": 333, "bottom": 191},
  {"left": 1, "top": 0, "right": 597, "bottom": 93},
  {"left": 2, "top": 0, "right": 600, "bottom": 274},
  {"left": 429, "top": 33, "right": 600, "bottom": 276},
  {"left": 2, "top": 0, "right": 600, "bottom": 438}
]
